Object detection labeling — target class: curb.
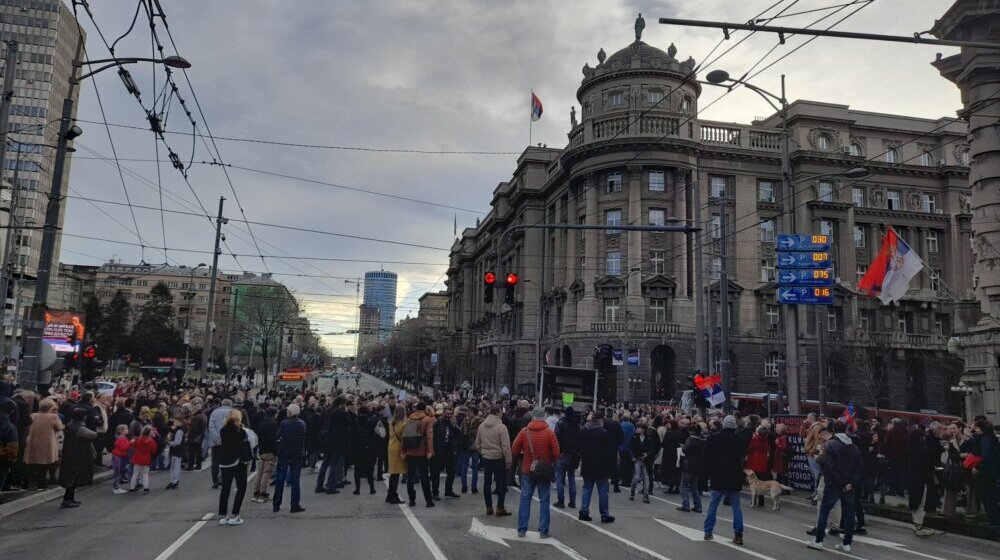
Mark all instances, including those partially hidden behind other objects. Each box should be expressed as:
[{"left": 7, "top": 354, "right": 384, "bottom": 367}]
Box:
[
  {"left": 767, "top": 491, "right": 1000, "bottom": 553},
  {"left": 0, "top": 469, "right": 114, "bottom": 520}
]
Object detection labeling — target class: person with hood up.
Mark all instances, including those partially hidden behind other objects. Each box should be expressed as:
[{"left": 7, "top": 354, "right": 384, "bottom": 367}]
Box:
[
  {"left": 577, "top": 409, "right": 616, "bottom": 523},
  {"left": 511, "top": 407, "right": 560, "bottom": 538},
  {"left": 60, "top": 408, "right": 97, "bottom": 508},
  {"left": 807, "top": 420, "right": 863, "bottom": 553},
  {"left": 553, "top": 407, "right": 580, "bottom": 509},
  {"left": 702, "top": 415, "right": 746, "bottom": 546},
  {"left": 475, "top": 404, "right": 512, "bottom": 516}
]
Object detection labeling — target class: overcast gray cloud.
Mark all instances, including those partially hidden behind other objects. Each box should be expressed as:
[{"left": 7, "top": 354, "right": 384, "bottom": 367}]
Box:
[{"left": 60, "top": 0, "right": 962, "bottom": 354}]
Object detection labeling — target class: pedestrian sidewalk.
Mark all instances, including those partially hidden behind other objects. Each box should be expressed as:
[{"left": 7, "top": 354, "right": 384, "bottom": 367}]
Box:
[{"left": 0, "top": 467, "right": 114, "bottom": 519}]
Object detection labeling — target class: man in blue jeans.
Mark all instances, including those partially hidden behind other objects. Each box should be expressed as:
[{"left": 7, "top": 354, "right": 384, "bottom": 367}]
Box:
[
  {"left": 702, "top": 415, "right": 745, "bottom": 545},
  {"left": 511, "top": 408, "right": 560, "bottom": 538},
  {"left": 577, "top": 409, "right": 615, "bottom": 523},
  {"left": 273, "top": 404, "right": 307, "bottom": 513},
  {"left": 474, "top": 405, "right": 512, "bottom": 516},
  {"left": 554, "top": 407, "right": 580, "bottom": 509},
  {"left": 808, "top": 420, "right": 862, "bottom": 553},
  {"left": 316, "top": 397, "right": 349, "bottom": 494}
]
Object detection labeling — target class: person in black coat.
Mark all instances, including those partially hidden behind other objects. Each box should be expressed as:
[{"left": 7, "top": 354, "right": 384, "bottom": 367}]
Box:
[
  {"left": 273, "top": 403, "right": 307, "bottom": 513},
  {"left": 351, "top": 406, "right": 378, "bottom": 495},
  {"left": 59, "top": 408, "right": 97, "bottom": 508},
  {"left": 678, "top": 424, "right": 705, "bottom": 512},
  {"left": 601, "top": 410, "right": 625, "bottom": 492},
  {"left": 907, "top": 423, "right": 940, "bottom": 534},
  {"left": 304, "top": 404, "right": 324, "bottom": 470},
  {"left": 316, "top": 397, "right": 350, "bottom": 493},
  {"left": 431, "top": 407, "right": 459, "bottom": 499},
  {"left": 628, "top": 423, "right": 660, "bottom": 503},
  {"left": 554, "top": 407, "right": 581, "bottom": 508},
  {"left": 809, "top": 420, "right": 863, "bottom": 551},
  {"left": 701, "top": 415, "right": 746, "bottom": 545},
  {"left": 578, "top": 410, "right": 615, "bottom": 523},
  {"left": 252, "top": 408, "right": 279, "bottom": 502}
]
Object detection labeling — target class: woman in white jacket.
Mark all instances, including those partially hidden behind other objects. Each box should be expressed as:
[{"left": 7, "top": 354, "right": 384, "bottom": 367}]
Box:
[{"left": 166, "top": 419, "right": 186, "bottom": 489}]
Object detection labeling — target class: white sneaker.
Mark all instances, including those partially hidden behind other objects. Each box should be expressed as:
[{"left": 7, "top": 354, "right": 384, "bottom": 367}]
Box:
[
  {"left": 835, "top": 544, "right": 851, "bottom": 553},
  {"left": 113, "top": 488, "right": 127, "bottom": 495},
  {"left": 219, "top": 517, "right": 229, "bottom": 526},
  {"left": 806, "top": 541, "right": 824, "bottom": 550},
  {"left": 227, "top": 517, "right": 244, "bottom": 526}
]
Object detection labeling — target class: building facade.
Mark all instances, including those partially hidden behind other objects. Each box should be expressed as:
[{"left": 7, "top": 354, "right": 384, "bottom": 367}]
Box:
[
  {"left": 445, "top": 27, "right": 977, "bottom": 412},
  {"left": 363, "top": 270, "right": 397, "bottom": 344},
  {"left": 356, "top": 303, "right": 380, "bottom": 357},
  {"left": 47, "top": 262, "right": 96, "bottom": 311},
  {"left": 417, "top": 291, "right": 448, "bottom": 329}
]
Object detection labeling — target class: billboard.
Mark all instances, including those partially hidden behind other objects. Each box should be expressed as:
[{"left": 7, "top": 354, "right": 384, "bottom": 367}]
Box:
[{"left": 43, "top": 310, "right": 85, "bottom": 353}]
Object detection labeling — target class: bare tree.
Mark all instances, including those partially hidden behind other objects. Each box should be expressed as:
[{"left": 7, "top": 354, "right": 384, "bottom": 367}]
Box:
[
  {"left": 845, "top": 340, "right": 893, "bottom": 416},
  {"left": 233, "top": 281, "right": 299, "bottom": 386}
]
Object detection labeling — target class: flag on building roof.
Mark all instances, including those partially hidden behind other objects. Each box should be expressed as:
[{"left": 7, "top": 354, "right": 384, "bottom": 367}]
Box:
[
  {"left": 694, "top": 373, "right": 726, "bottom": 407},
  {"left": 530, "top": 90, "right": 543, "bottom": 122},
  {"left": 858, "top": 227, "right": 924, "bottom": 305}
]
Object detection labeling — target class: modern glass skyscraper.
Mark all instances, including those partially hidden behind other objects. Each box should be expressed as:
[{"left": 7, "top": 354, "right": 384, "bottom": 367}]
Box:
[{"left": 363, "top": 270, "right": 397, "bottom": 344}]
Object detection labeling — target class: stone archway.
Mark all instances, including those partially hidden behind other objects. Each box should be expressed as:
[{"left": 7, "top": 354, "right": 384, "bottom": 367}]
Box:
[
  {"left": 562, "top": 345, "right": 573, "bottom": 368},
  {"left": 651, "top": 345, "right": 676, "bottom": 402}
]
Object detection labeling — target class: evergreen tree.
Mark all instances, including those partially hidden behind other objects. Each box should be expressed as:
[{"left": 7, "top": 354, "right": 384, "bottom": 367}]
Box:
[
  {"left": 130, "top": 282, "right": 183, "bottom": 364},
  {"left": 81, "top": 296, "right": 103, "bottom": 346},
  {"left": 97, "top": 290, "right": 131, "bottom": 361}
]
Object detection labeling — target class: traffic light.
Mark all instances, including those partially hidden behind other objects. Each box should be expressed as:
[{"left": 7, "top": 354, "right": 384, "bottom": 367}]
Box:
[
  {"left": 504, "top": 272, "right": 518, "bottom": 305},
  {"left": 82, "top": 345, "right": 96, "bottom": 360},
  {"left": 483, "top": 271, "right": 496, "bottom": 304},
  {"left": 81, "top": 345, "right": 97, "bottom": 382},
  {"left": 64, "top": 352, "right": 78, "bottom": 369}
]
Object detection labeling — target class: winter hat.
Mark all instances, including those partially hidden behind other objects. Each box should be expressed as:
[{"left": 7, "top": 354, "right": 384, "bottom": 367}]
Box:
[
  {"left": 531, "top": 407, "right": 546, "bottom": 420},
  {"left": 287, "top": 404, "right": 300, "bottom": 417},
  {"left": 722, "top": 415, "right": 737, "bottom": 430}
]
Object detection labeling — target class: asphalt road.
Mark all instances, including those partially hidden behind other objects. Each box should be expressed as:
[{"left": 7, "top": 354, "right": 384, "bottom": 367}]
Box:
[{"left": 1, "top": 454, "right": 993, "bottom": 560}]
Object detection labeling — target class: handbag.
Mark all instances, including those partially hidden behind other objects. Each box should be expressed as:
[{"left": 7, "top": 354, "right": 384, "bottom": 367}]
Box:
[
  {"left": 525, "top": 428, "right": 555, "bottom": 483},
  {"left": 963, "top": 454, "right": 982, "bottom": 471}
]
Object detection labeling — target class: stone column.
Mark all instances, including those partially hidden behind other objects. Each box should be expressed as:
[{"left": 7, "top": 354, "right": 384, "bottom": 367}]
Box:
[
  {"left": 932, "top": 3, "right": 1000, "bottom": 421},
  {"left": 672, "top": 169, "right": 689, "bottom": 296},
  {"left": 579, "top": 174, "right": 599, "bottom": 328},
  {"left": 566, "top": 186, "right": 579, "bottom": 329},
  {"left": 626, "top": 164, "right": 645, "bottom": 319}
]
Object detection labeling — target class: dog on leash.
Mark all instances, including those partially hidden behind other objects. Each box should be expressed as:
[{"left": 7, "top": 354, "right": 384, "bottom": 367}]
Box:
[{"left": 744, "top": 469, "right": 794, "bottom": 511}]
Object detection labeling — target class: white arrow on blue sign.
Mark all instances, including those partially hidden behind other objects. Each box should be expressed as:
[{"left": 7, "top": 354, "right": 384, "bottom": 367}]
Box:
[
  {"left": 776, "top": 234, "right": 830, "bottom": 251},
  {"left": 778, "top": 269, "right": 835, "bottom": 287},
  {"left": 777, "top": 287, "right": 834, "bottom": 305},
  {"left": 776, "top": 251, "right": 830, "bottom": 269}
]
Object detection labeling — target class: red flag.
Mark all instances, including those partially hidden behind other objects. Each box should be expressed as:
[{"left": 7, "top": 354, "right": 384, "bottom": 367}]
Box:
[{"left": 858, "top": 229, "right": 894, "bottom": 297}]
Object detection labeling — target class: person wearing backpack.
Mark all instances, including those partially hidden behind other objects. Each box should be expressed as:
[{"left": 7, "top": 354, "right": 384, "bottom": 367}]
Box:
[
  {"left": 402, "top": 401, "right": 436, "bottom": 507},
  {"left": 475, "top": 404, "right": 512, "bottom": 516},
  {"left": 511, "top": 407, "right": 560, "bottom": 538}
]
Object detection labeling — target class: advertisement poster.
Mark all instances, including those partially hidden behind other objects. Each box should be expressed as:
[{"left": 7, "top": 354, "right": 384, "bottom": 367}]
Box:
[
  {"left": 627, "top": 348, "right": 640, "bottom": 366},
  {"left": 42, "top": 310, "right": 85, "bottom": 353},
  {"left": 612, "top": 349, "right": 624, "bottom": 366},
  {"left": 773, "top": 414, "right": 814, "bottom": 492}
]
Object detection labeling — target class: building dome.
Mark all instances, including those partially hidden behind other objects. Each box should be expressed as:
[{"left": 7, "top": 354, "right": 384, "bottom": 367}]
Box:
[
  {"left": 579, "top": 38, "right": 697, "bottom": 100},
  {"left": 603, "top": 40, "right": 672, "bottom": 68}
]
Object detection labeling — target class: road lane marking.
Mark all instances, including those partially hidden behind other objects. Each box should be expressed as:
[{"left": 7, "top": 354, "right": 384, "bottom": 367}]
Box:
[
  {"left": 534, "top": 494, "right": 673, "bottom": 560},
  {"left": 656, "top": 519, "right": 778, "bottom": 560},
  {"left": 470, "top": 518, "right": 587, "bottom": 559},
  {"left": 384, "top": 479, "right": 448, "bottom": 560},
  {"left": 154, "top": 513, "right": 214, "bottom": 560}
]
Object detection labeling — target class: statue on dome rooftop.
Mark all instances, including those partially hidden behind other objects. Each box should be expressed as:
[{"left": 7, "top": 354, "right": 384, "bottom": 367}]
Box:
[{"left": 635, "top": 13, "right": 645, "bottom": 42}]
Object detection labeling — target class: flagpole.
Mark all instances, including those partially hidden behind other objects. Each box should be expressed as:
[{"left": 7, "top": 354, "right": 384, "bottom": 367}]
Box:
[{"left": 529, "top": 88, "right": 533, "bottom": 147}]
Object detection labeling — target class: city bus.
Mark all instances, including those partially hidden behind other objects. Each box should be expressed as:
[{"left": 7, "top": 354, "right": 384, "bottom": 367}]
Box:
[{"left": 274, "top": 367, "right": 318, "bottom": 391}]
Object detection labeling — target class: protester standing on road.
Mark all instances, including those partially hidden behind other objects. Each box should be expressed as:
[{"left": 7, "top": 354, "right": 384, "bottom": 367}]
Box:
[
  {"left": 351, "top": 404, "right": 379, "bottom": 495},
  {"left": 59, "top": 408, "right": 97, "bottom": 508},
  {"left": 455, "top": 405, "right": 481, "bottom": 494},
  {"left": 554, "top": 407, "right": 580, "bottom": 509},
  {"left": 186, "top": 401, "right": 206, "bottom": 471},
  {"left": 431, "top": 406, "right": 459, "bottom": 499},
  {"left": 702, "top": 415, "right": 746, "bottom": 546},
  {"left": 678, "top": 422, "right": 705, "bottom": 513},
  {"left": 578, "top": 409, "right": 615, "bottom": 523},
  {"left": 403, "top": 401, "right": 436, "bottom": 507},
  {"left": 272, "top": 403, "right": 306, "bottom": 514},
  {"left": 218, "top": 409, "right": 251, "bottom": 526},
  {"left": 166, "top": 418, "right": 185, "bottom": 489},
  {"left": 386, "top": 404, "right": 408, "bottom": 505},
  {"left": 206, "top": 398, "right": 233, "bottom": 488},
  {"left": 971, "top": 419, "right": 1000, "bottom": 527},
  {"left": 253, "top": 407, "right": 278, "bottom": 502},
  {"left": 24, "top": 398, "right": 62, "bottom": 490},
  {"left": 807, "top": 420, "right": 863, "bottom": 552},
  {"left": 629, "top": 421, "right": 660, "bottom": 503},
  {"left": 317, "top": 397, "right": 350, "bottom": 494},
  {"left": 475, "top": 404, "right": 512, "bottom": 516},
  {"left": 511, "top": 407, "right": 560, "bottom": 538}
]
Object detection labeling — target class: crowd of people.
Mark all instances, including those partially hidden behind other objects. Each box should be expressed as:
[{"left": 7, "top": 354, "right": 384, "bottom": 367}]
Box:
[{"left": 1, "top": 373, "right": 999, "bottom": 547}]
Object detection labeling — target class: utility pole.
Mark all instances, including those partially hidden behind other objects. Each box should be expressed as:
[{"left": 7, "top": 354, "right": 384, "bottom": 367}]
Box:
[
  {"left": 816, "top": 306, "right": 827, "bottom": 417},
  {"left": 718, "top": 210, "right": 732, "bottom": 411},
  {"left": 200, "top": 196, "right": 225, "bottom": 378},
  {"left": 223, "top": 288, "right": 238, "bottom": 375},
  {"left": 777, "top": 76, "right": 802, "bottom": 415}
]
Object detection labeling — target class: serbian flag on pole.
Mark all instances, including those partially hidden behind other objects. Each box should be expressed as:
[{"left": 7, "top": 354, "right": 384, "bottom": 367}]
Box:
[
  {"left": 694, "top": 374, "right": 726, "bottom": 407},
  {"left": 840, "top": 402, "right": 857, "bottom": 430},
  {"left": 858, "top": 227, "right": 924, "bottom": 305},
  {"left": 530, "top": 90, "right": 543, "bottom": 121}
]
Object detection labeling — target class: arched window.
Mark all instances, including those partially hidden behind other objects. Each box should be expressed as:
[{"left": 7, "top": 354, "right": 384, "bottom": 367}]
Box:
[
  {"left": 817, "top": 134, "right": 830, "bottom": 151},
  {"left": 848, "top": 142, "right": 863, "bottom": 157},
  {"left": 919, "top": 151, "right": 933, "bottom": 166},
  {"left": 885, "top": 147, "right": 899, "bottom": 164}
]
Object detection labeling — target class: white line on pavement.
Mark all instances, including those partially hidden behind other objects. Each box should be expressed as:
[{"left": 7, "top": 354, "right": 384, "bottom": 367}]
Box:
[
  {"left": 536, "top": 494, "right": 674, "bottom": 560},
  {"left": 384, "top": 479, "right": 449, "bottom": 560},
  {"left": 154, "top": 512, "right": 214, "bottom": 560},
  {"left": 656, "top": 519, "right": 778, "bottom": 560}
]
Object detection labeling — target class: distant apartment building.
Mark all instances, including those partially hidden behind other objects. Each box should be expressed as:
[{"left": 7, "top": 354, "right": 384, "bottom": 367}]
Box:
[{"left": 357, "top": 304, "right": 380, "bottom": 358}]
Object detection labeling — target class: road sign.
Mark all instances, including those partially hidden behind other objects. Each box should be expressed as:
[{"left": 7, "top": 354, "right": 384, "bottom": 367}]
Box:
[
  {"left": 776, "top": 251, "right": 831, "bottom": 269},
  {"left": 777, "top": 234, "right": 831, "bottom": 251},
  {"left": 777, "top": 287, "right": 834, "bottom": 305},
  {"left": 777, "top": 268, "right": 835, "bottom": 287}
]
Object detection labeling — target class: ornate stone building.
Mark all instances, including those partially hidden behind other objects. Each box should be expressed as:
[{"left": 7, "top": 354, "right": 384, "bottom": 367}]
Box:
[{"left": 445, "top": 26, "right": 978, "bottom": 412}]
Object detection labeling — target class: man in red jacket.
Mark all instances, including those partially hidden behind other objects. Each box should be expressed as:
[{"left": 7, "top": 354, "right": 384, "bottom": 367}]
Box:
[{"left": 512, "top": 407, "right": 560, "bottom": 538}]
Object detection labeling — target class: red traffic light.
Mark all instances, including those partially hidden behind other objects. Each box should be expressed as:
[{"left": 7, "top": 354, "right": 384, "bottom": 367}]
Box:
[
  {"left": 83, "top": 346, "right": 96, "bottom": 359},
  {"left": 505, "top": 273, "right": 519, "bottom": 286},
  {"left": 484, "top": 271, "right": 496, "bottom": 285}
]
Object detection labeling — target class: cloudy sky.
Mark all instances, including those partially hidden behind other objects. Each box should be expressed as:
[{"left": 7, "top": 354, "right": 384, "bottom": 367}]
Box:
[{"left": 59, "top": 0, "right": 962, "bottom": 355}]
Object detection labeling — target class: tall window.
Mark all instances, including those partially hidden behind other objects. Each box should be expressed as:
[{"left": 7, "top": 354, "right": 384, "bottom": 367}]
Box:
[
  {"left": 827, "top": 309, "right": 838, "bottom": 332},
  {"left": 921, "top": 193, "right": 937, "bottom": 213},
  {"left": 681, "top": 96, "right": 692, "bottom": 112},
  {"left": 927, "top": 231, "right": 939, "bottom": 253},
  {"left": 856, "top": 264, "right": 868, "bottom": 284},
  {"left": 711, "top": 213, "right": 721, "bottom": 238},
  {"left": 649, "top": 209, "right": 665, "bottom": 226},
  {"left": 887, "top": 190, "right": 901, "bottom": 210},
  {"left": 604, "top": 298, "right": 621, "bottom": 322},
  {"left": 760, "top": 219, "right": 775, "bottom": 243},
  {"left": 649, "top": 170, "right": 665, "bottom": 192},
  {"left": 609, "top": 92, "right": 624, "bottom": 108},
  {"left": 886, "top": 147, "right": 899, "bottom": 164},
  {"left": 648, "top": 90, "right": 664, "bottom": 104},
  {"left": 605, "top": 209, "right": 622, "bottom": 234},
  {"left": 710, "top": 175, "right": 728, "bottom": 198},
  {"left": 711, "top": 257, "right": 721, "bottom": 280},
  {"left": 606, "top": 172, "right": 622, "bottom": 193},
  {"left": 919, "top": 151, "right": 933, "bottom": 166},
  {"left": 849, "top": 142, "right": 863, "bottom": 157},
  {"left": 649, "top": 299, "right": 667, "bottom": 323},
  {"left": 859, "top": 309, "right": 874, "bottom": 332},
  {"left": 606, "top": 251, "right": 621, "bottom": 276},
  {"left": 854, "top": 225, "right": 866, "bottom": 248},
  {"left": 650, "top": 251, "right": 665, "bottom": 275},
  {"left": 817, "top": 181, "right": 834, "bottom": 202},
  {"left": 758, "top": 180, "right": 775, "bottom": 202},
  {"left": 766, "top": 305, "right": 781, "bottom": 330},
  {"left": 760, "top": 258, "right": 775, "bottom": 282},
  {"left": 817, "top": 135, "right": 830, "bottom": 151},
  {"left": 930, "top": 271, "right": 941, "bottom": 291},
  {"left": 820, "top": 220, "right": 834, "bottom": 238},
  {"left": 898, "top": 311, "right": 914, "bottom": 334},
  {"left": 852, "top": 187, "right": 865, "bottom": 207},
  {"left": 764, "top": 352, "right": 781, "bottom": 378}
]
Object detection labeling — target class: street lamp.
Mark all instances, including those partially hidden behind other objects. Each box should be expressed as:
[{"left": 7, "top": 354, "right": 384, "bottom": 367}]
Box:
[{"left": 18, "top": 38, "right": 193, "bottom": 389}]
